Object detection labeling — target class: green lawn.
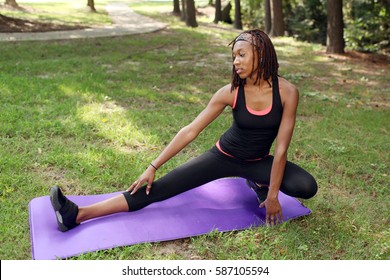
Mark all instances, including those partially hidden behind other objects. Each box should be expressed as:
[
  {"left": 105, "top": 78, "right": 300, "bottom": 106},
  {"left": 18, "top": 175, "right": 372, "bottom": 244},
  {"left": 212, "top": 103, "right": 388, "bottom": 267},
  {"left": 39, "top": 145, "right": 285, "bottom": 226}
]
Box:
[
  {"left": 0, "top": 1, "right": 389, "bottom": 260},
  {"left": 0, "top": 0, "right": 112, "bottom": 26}
]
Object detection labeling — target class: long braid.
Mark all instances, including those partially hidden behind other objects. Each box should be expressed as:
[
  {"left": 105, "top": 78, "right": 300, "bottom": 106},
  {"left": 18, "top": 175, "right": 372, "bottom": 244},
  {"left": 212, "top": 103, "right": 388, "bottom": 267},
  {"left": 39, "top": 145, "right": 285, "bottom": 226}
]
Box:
[{"left": 229, "top": 30, "right": 279, "bottom": 92}]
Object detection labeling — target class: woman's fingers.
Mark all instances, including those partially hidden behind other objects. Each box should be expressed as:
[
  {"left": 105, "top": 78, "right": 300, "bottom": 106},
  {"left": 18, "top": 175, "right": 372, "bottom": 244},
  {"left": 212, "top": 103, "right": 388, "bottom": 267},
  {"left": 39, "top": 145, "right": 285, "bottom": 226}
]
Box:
[
  {"left": 126, "top": 181, "right": 136, "bottom": 192},
  {"left": 127, "top": 180, "right": 141, "bottom": 194},
  {"left": 127, "top": 179, "right": 153, "bottom": 195},
  {"left": 266, "top": 214, "right": 275, "bottom": 226},
  {"left": 130, "top": 181, "right": 141, "bottom": 195},
  {"left": 266, "top": 211, "right": 283, "bottom": 226},
  {"left": 278, "top": 212, "right": 283, "bottom": 223},
  {"left": 146, "top": 183, "right": 152, "bottom": 195}
]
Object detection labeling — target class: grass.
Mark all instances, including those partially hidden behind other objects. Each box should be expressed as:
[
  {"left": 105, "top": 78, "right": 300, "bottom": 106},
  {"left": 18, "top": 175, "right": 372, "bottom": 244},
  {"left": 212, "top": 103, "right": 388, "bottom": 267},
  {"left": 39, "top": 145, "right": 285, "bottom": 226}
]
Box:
[
  {"left": 0, "top": 1, "right": 389, "bottom": 260},
  {"left": 0, "top": 0, "right": 112, "bottom": 26}
]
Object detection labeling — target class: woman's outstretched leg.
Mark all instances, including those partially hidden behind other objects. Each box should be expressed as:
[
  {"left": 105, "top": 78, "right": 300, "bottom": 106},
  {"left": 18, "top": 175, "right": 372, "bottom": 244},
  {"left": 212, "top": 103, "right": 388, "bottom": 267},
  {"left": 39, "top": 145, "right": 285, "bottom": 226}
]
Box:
[
  {"left": 50, "top": 186, "right": 128, "bottom": 232},
  {"left": 50, "top": 149, "right": 238, "bottom": 232},
  {"left": 76, "top": 195, "right": 129, "bottom": 223}
]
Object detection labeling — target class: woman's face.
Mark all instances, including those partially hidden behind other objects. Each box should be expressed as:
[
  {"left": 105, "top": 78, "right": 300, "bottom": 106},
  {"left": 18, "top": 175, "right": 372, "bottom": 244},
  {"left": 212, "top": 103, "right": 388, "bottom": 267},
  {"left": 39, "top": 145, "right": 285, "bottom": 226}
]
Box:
[{"left": 232, "top": 40, "right": 259, "bottom": 80}]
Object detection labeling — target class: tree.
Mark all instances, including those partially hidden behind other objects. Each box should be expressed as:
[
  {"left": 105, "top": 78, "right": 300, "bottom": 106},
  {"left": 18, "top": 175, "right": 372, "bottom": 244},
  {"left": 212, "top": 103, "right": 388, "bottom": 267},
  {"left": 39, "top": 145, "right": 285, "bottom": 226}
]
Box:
[
  {"left": 87, "top": 0, "right": 96, "bottom": 12},
  {"left": 264, "top": 0, "right": 271, "bottom": 34},
  {"left": 221, "top": 2, "right": 232, "bottom": 24},
  {"left": 326, "top": 0, "right": 344, "bottom": 53},
  {"left": 181, "top": 0, "right": 186, "bottom": 21},
  {"left": 173, "top": 0, "right": 181, "bottom": 16},
  {"left": 233, "top": 0, "right": 242, "bottom": 29},
  {"left": 214, "top": 0, "right": 222, "bottom": 23},
  {"left": 214, "top": 1, "right": 232, "bottom": 25},
  {"left": 269, "top": 0, "right": 285, "bottom": 37},
  {"left": 185, "top": 0, "right": 198, "bottom": 27},
  {"left": 4, "top": 0, "right": 19, "bottom": 8}
]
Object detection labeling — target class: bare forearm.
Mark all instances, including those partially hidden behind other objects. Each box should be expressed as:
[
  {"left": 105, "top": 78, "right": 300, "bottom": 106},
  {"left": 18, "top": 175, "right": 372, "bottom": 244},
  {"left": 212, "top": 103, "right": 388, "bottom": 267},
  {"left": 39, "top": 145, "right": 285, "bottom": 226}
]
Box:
[
  {"left": 268, "top": 152, "right": 287, "bottom": 199},
  {"left": 128, "top": 127, "right": 197, "bottom": 195},
  {"left": 152, "top": 126, "right": 198, "bottom": 169}
]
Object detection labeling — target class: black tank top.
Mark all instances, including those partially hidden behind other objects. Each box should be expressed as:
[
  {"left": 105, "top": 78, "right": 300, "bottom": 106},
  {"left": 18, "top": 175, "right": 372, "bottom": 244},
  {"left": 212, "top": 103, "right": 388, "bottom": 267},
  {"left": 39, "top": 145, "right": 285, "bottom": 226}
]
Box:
[{"left": 217, "top": 76, "right": 283, "bottom": 161}]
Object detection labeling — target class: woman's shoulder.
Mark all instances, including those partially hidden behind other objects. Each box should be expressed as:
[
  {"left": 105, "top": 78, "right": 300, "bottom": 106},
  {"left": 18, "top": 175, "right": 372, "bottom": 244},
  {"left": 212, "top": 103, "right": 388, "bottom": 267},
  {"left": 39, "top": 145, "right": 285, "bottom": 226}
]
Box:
[
  {"left": 215, "top": 83, "right": 237, "bottom": 98},
  {"left": 218, "top": 83, "right": 235, "bottom": 94},
  {"left": 277, "top": 76, "right": 298, "bottom": 93},
  {"left": 277, "top": 76, "right": 299, "bottom": 101},
  {"left": 213, "top": 83, "right": 236, "bottom": 107},
  {"left": 277, "top": 76, "right": 299, "bottom": 108}
]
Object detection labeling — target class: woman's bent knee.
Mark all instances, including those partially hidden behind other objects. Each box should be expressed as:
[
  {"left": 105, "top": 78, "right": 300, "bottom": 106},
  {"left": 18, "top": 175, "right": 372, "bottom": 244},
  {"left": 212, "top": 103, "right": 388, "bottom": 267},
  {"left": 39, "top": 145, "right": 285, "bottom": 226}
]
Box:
[
  {"left": 299, "top": 174, "right": 318, "bottom": 199},
  {"left": 281, "top": 172, "right": 318, "bottom": 199}
]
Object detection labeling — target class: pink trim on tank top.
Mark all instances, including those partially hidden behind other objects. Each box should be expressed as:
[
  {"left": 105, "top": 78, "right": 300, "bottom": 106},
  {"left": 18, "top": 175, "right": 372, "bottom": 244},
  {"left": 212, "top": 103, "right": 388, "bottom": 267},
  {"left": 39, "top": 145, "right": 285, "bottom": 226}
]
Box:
[
  {"left": 215, "top": 140, "right": 267, "bottom": 161},
  {"left": 235, "top": 86, "right": 273, "bottom": 116},
  {"left": 246, "top": 103, "right": 272, "bottom": 116},
  {"left": 216, "top": 140, "right": 235, "bottom": 158}
]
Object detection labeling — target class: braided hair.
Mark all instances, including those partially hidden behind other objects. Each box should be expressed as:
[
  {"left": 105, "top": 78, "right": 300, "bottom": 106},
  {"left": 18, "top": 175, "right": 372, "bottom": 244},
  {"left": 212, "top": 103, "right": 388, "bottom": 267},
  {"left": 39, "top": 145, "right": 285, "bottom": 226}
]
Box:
[{"left": 229, "top": 29, "right": 279, "bottom": 92}]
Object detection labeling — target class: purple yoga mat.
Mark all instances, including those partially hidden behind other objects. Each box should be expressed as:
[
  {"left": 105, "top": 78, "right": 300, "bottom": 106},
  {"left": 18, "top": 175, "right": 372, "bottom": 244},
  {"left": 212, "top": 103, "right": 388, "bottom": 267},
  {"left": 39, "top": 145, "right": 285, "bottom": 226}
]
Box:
[{"left": 29, "top": 178, "right": 311, "bottom": 260}]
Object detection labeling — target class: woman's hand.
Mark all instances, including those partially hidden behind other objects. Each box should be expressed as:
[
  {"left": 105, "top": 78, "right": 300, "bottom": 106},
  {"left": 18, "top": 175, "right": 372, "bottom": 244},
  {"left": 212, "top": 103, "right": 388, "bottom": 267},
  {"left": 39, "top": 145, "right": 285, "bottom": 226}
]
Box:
[
  {"left": 127, "top": 166, "right": 156, "bottom": 195},
  {"left": 260, "top": 197, "right": 283, "bottom": 226}
]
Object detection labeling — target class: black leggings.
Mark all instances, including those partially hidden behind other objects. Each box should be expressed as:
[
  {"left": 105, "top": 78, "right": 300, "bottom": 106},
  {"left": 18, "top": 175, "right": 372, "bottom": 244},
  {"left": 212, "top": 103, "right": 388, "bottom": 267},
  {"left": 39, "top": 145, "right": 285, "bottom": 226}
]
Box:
[{"left": 123, "top": 147, "right": 318, "bottom": 211}]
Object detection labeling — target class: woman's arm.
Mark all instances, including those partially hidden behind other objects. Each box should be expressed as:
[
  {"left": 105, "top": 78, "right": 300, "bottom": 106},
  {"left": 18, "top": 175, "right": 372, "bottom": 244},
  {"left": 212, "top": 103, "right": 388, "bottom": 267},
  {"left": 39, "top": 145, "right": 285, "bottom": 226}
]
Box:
[
  {"left": 128, "top": 84, "right": 234, "bottom": 194},
  {"left": 260, "top": 78, "right": 299, "bottom": 225}
]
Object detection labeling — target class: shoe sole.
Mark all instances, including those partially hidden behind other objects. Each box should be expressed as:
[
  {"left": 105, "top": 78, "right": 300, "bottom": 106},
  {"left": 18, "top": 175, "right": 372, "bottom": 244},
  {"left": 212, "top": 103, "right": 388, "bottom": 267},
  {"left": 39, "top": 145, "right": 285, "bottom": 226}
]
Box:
[
  {"left": 50, "top": 186, "right": 69, "bottom": 232},
  {"left": 246, "top": 180, "right": 268, "bottom": 204}
]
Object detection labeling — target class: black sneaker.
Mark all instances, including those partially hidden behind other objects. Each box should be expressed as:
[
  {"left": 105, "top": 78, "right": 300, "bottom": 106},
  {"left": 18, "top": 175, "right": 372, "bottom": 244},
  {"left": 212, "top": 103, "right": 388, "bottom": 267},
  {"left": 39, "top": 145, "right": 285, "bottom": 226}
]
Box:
[
  {"left": 50, "top": 186, "right": 80, "bottom": 232},
  {"left": 246, "top": 180, "right": 269, "bottom": 204}
]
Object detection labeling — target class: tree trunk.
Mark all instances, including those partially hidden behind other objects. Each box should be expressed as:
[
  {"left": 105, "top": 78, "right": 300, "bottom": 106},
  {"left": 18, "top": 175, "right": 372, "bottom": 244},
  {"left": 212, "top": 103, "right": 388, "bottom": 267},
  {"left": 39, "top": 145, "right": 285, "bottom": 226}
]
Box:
[
  {"left": 87, "top": 0, "right": 96, "bottom": 12},
  {"left": 181, "top": 0, "right": 186, "bottom": 21},
  {"left": 214, "top": 0, "right": 222, "bottom": 23},
  {"left": 269, "top": 0, "right": 285, "bottom": 37},
  {"left": 185, "top": 0, "right": 198, "bottom": 27},
  {"left": 326, "top": 0, "right": 344, "bottom": 54},
  {"left": 5, "top": 0, "right": 19, "bottom": 8},
  {"left": 173, "top": 0, "right": 181, "bottom": 16},
  {"left": 264, "top": 0, "right": 271, "bottom": 34},
  {"left": 221, "top": 2, "right": 232, "bottom": 24},
  {"left": 233, "top": 0, "right": 242, "bottom": 29}
]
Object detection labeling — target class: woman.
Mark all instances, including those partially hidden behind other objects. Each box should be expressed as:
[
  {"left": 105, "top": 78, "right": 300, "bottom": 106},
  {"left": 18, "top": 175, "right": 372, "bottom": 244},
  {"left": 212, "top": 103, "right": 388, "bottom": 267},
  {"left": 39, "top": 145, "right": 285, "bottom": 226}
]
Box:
[{"left": 50, "top": 29, "right": 317, "bottom": 232}]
